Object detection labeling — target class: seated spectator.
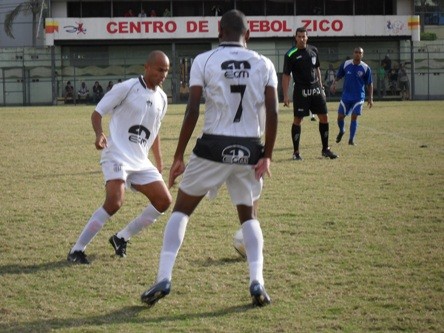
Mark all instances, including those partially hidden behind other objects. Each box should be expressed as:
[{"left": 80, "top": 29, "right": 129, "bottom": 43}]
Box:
[
  {"left": 77, "top": 82, "right": 90, "bottom": 102},
  {"left": 150, "top": 9, "right": 157, "bottom": 17},
  {"left": 64, "top": 81, "right": 74, "bottom": 103},
  {"left": 124, "top": 9, "right": 134, "bottom": 17},
  {"left": 106, "top": 81, "right": 113, "bottom": 93},
  {"left": 92, "top": 81, "right": 104, "bottom": 103},
  {"left": 138, "top": 9, "right": 147, "bottom": 17}
]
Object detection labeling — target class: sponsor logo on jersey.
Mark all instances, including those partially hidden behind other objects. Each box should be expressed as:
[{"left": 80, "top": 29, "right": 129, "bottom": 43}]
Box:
[
  {"left": 311, "top": 56, "right": 317, "bottom": 65},
  {"left": 221, "top": 60, "right": 251, "bottom": 79},
  {"left": 128, "top": 125, "right": 150, "bottom": 147},
  {"left": 302, "top": 87, "right": 322, "bottom": 97},
  {"left": 221, "top": 145, "right": 251, "bottom": 164}
]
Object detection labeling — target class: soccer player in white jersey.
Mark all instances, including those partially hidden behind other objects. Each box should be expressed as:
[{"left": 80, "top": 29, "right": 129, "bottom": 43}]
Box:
[
  {"left": 67, "top": 51, "right": 172, "bottom": 264},
  {"left": 331, "top": 47, "right": 373, "bottom": 145},
  {"left": 141, "top": 9, "right": 278, "bottom": 307}
]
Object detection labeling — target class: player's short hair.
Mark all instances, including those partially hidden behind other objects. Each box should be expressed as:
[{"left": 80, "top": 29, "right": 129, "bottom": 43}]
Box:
[
  {"left": 220, "top": 9, "right": 248, "bottom": 36},
  {"left": 295, "top": 27, "right": 307, "bottom": 35}
]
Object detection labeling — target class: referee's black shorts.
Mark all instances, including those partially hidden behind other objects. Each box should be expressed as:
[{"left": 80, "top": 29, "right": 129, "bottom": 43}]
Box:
[{"left": 292, "top": 85, "right": 328, "bottom": 118}]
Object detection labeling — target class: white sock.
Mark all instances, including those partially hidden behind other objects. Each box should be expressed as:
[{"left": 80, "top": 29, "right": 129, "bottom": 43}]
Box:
[
  {"left": 156, "top": 212, "right": 189, "bottom": 282},
  {"left": 71, "top": 207, "right": 110, "bottom": 252},
  {"left": 242, "top": 219, "right": 264, "bottom": 285},
  {"left": 116, "top": 204, "right": 162, "bottom": 241}
]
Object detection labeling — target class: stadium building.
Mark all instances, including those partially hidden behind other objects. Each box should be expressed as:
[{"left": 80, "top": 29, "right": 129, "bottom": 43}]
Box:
[{"left": 0, "top": 0, "right": 443, "bottom": 105}]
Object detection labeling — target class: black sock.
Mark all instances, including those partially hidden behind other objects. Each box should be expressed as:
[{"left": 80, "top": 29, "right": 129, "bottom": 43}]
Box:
[
  {"left": 319, "top": 122, "right": 329, "bottom": 150},
  {"left": 291, "top": 124, "right": 301, "bottom": 153}
]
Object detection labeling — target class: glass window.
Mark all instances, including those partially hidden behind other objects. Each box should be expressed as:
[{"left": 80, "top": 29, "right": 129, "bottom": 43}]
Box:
[
  {"left": 81, "top": 2, "right": 112, "bottom": 17},
  {"left": 236, "top": 0, "right": 265, "bottom": 16},
  {"left": 325, "top": 0, "right": 352, "bottom": 15},
  {"left": 355, "top": 0, "right": 395, "bottom": 15},
  {"left": 296, "top": 0, "right": 324, "bottom": 15},
  {"left": 172, "top": 1, "right": 203, "bottom": 16},
  {"left": 266, "top": 0, "right": 295, "bottom": 16},
  {"left": 203, "top": 1, "right": 235, "bottom": 16}
]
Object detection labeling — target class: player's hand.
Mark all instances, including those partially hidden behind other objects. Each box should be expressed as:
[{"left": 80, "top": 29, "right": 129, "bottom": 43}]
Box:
[
  {"left": 95, "top": 132, "right": 107, "bottom": 150},
  {"left": 168, "top": 159, "right": 186, "bottom": 188},
  {"left": 330, "top": 84, "right": 336, "bottom": 94},
  {"left": 368, "top": 99, "right": 373, "bottom": 109},
  {"left": 254, "top": 157, "right": 271, "bottom": 181},
  {"left": 283, "top": 97, "right": 290, "bottom": 107}
]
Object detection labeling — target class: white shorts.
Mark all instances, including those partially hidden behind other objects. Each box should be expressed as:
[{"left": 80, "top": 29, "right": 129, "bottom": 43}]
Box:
[
  {"left": 101, "top": 161, "right": 163, "bottom": 189},
  {"left": 179, "top": 154, "right": 263, "bottom": 206}
]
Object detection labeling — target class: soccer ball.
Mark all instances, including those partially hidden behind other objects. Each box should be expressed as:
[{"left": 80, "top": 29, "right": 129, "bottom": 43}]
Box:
[{"left": 233, "top": 228, "right": 246, "bottom": 259}]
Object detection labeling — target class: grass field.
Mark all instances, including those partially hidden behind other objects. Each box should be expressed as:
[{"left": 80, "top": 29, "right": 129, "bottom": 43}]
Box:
[{"left": 0, "top": 101, "right": 443, "bottom": 332}]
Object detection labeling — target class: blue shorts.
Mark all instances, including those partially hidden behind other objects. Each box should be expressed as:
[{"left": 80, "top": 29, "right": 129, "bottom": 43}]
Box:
[{"left": 338, "top": 100, "right": 364, "bottom": 116}]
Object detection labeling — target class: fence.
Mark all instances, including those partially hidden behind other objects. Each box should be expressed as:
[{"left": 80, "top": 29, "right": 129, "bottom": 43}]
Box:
[{"left": 0, "top": 45, "right": 443, "bottom": 106}]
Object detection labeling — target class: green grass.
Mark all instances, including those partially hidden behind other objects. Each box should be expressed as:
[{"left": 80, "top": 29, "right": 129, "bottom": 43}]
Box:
[{"left": 0, "top": 101, "right": 443, "bottom": 332}]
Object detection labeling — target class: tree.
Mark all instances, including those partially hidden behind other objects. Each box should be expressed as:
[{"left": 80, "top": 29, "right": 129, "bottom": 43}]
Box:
[{"left": 4, "top": 0, "right": 45, "bottom": 47}]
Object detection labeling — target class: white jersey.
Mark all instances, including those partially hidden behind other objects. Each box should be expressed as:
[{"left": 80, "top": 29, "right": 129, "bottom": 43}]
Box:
[
  {"left": 95, "top": 76, "right": 167, "bottom": 170},
  {"left": 189, "top": 43, "right": 278, "bottom": 138}
]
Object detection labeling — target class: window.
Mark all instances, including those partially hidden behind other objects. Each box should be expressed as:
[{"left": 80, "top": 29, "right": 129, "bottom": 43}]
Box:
[
  {"left": 266, "top": 0, "right": 294, "bottom": 16},
  {"left": 236, "top": 0, "right": 265, "bottom": 16},
  {"left": 325, "top": 0, "right": 352, "bottom": 15},
  {"left": 296, "top": 0, "right": 324, "bottom": 15}
]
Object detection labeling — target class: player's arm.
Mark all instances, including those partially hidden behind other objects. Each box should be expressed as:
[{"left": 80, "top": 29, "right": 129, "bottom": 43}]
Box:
[
  {"left": 367, "top": 83, "right": 374, "bottom": 108},
  {"left": 91, "top": 110, "right": 107, "bottom": 150},
  {"left": 281, "top": 73, "right": 291, "bottom": 107},
  {"left": 168, "top": 85, "right": 202, "bottom": 188},
  {"left": 150, "top": 134, "right": 163, "bottom": 173},
  {"left": 254, "top": 85, "right": 278, "bottom": 181}
]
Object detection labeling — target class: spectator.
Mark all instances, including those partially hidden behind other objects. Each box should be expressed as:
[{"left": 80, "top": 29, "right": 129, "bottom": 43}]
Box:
[
  {"left": 64, "top": 81, "right": 74, "bottom": 103},
  {"left": 388, "top": 67, "right": 398, "bottom": 96},
  {"left": 92, "top": 81, "right": 104, "bottom": 103},
  {"left": 77, "top": 82, "right": 90, "bottom": 102},
  {"left": 397, "top": 63, "right": 410, "bottom": 100},
  {"left": 150, "top": 9, "right": 157, "bottom": 17},
  {"left": 211, "top": 5, "right": 221, "bottom": 16},
  {"left": 381, "top": 54, "right": 392, "bottom": 75},
  {"left": 377, "top": 64, "right": 387, "bottom": 98},
  {"left": 106, "top": 81, "right": 113, "bottom": 93},
  {"left": 163, "top": 8, "right": 171, "bottom": 17},
  {"left": 138, "top": 9, "right": 147, "bottom": 17},
  {"left": 324, "top": 63, "right": 336, "bottom": 98},
  {"left": 179, "top": 81, "right": 189, "bottom": 101},
  {"left": 124, "top": 9, "right": 134, "bottom": 17}
]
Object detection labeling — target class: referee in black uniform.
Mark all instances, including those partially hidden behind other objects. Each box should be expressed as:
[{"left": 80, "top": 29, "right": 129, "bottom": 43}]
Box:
[{"left": 282, "top": 27, "right": 338, "bottom": 160}]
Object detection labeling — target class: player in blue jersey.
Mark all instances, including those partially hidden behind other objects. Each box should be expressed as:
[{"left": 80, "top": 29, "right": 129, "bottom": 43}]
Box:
[
  {"left": 282, "top": 27, "right": 337, "bottom": 160},
  {"left": 331, "top": 47, "right": 373, "bottom": 145}
]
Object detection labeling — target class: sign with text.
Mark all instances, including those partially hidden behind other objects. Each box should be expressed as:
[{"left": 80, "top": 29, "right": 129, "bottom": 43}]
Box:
[{"left": 45, "top": 15, "right": 420, "bottom": 45}]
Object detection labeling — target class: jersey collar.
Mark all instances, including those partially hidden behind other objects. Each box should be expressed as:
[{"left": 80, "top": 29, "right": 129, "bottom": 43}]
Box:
[
  {"left": 139, "top": 75, "right": 147, "bottom": 89},
  {"left": 219, "top": 42, "right": 244, "bottom": 48}
]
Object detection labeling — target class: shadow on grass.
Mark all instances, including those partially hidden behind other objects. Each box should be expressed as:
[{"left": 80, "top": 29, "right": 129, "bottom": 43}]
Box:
[
  {"left": 0, "top": 259, "right": 96, "bottom": 276},
  {"left": 0, "top": 304, "right": 253, "bottom": 333}
]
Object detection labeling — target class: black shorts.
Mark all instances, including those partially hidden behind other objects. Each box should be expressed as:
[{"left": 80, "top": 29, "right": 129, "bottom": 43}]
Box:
[{"left": 292, "top": 85, "right": 328, "bottom": 118}]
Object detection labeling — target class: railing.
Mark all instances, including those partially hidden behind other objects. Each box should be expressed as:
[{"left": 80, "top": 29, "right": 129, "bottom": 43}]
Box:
[{"left": 1, "top": 47, "right": 443, "bottom": 106}]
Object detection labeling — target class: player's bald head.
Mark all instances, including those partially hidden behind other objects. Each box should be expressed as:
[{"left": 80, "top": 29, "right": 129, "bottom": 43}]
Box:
[{"left": 146, "top": 50, "right": 169, "bottom": 66}]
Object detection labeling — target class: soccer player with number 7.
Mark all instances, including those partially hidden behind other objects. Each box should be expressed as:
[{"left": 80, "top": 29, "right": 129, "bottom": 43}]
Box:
[{"left": 141, "top": 9, "right": 278, "bottom": 308}]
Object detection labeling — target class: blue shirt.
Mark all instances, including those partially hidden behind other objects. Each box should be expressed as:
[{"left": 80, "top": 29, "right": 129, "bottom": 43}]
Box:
[{"left": 336, "top": 60, "right": 372, "bottom": 101}]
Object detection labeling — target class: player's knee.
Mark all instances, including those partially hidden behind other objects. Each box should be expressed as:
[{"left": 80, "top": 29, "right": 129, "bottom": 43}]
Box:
[
  {"left": 152, "top": 193, "right": 173, "bottom": 213},
  {"left": 103, "top": 201, "right": 122, "bottom": 216}
]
